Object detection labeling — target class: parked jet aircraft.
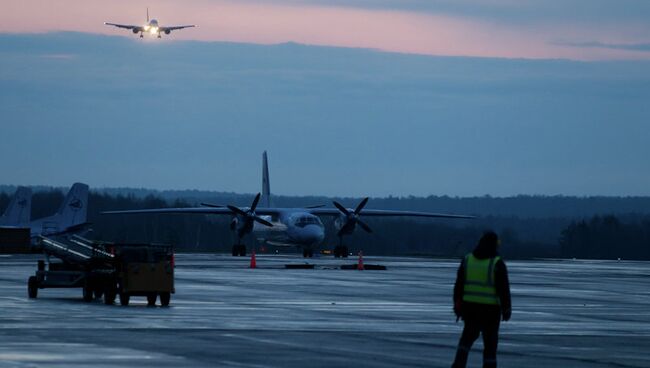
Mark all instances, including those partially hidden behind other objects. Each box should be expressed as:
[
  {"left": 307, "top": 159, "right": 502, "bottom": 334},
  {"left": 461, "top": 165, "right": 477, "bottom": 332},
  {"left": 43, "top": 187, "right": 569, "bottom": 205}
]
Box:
[
  {"left": 103, "top": 153, "right": 473, "bottom": 257},
  {"left": 0, "top": 187, "right": 32, "bottom": 227},
  {"left": 104, "top": 8, "right": 195, "bottom": 38},
  {"left": 29, "top": 183, "right": 90, "bottom": 238}
]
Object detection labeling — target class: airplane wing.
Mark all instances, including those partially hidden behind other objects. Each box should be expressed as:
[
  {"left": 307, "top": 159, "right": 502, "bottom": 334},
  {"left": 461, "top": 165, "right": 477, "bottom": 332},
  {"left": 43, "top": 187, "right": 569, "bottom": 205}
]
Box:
[
  {"left": 308, "top": 208, "right": 475, "bottom": 219},
  {"left": 102, "top": 207, "right": 473, "bottom": 219},
  {"left": 159, "top": 25, "right": 196, "bottom": 32},
  {"left": 102, "top": 207, "right": 282, "bottom": 216},
  {"left": 103, "top": 208, "right": 235, "bottom": 216},
  {"left": 104, "top": 22, "right": 143, "bottom": 31}
]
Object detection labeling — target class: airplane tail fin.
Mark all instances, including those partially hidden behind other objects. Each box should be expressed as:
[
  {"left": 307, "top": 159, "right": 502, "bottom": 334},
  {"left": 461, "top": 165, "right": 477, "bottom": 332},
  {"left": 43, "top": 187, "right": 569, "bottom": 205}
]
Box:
[
  {"left": 261, "top": 151, "right": 271, "bottom": 207},
  {"left": 1, "top": 187, "right": 31, "bottom": 226},
  {"left": 56, "top": 183, "right": 89, "bottom": 229},
  {"left": 147, "top": 7, "right": 150, "bottom": 22}
]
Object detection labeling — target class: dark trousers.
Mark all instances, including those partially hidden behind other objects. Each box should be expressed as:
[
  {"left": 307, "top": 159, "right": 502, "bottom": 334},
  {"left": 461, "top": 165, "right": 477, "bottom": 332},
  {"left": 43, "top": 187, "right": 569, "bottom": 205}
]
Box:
[{"left": 452, "top": 303, "right": 501, "bottom": 368}]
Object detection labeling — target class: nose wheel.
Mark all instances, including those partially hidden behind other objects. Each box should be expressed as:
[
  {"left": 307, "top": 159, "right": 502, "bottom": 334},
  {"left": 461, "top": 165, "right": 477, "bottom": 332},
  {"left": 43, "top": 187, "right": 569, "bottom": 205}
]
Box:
[
  {"left": 334, "top": 235, "right": 349, "bottom": 258},
  {"left": 333, "top": 245, "right": 349, "bottom": 258},
  {"left": 231, "top": 244, "right": 247, "bottom": 257},
  {"left": 302, "top": 249, "right": 314, "bottom": 258}
]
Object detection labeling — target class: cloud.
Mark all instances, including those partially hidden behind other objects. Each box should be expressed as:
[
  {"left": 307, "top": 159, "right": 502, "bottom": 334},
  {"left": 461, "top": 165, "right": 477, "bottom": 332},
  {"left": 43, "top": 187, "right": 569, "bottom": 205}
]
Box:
[
  {"left": 1, "top": 1, "right": 650, "bottom": 61},
  {"left": 236, "top": 0, "right": 650, "bottom": 24},
  {"left": 39, "top": 53, "right": 77, "bottom": 59},
  {"left": 1, "top": 33, "right": 650, "bottom": 196},
  {"left": 554, "top": 40, "right": 650, "bottom": 52}
]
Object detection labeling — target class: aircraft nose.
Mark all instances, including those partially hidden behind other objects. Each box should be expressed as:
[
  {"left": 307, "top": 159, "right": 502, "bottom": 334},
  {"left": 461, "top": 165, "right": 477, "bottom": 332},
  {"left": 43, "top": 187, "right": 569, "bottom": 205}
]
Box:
[{"left": 302, "top": 225, "right": 324, "bottom": 244}]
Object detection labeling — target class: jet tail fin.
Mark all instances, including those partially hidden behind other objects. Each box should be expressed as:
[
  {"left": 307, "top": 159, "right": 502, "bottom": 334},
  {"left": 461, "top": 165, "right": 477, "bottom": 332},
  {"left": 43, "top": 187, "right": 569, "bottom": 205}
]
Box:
[
  {"left": 261, "top": 151, "right": 271, "bottom": 207},
  {"left": 1, "top": 187, "right": 31, "bottom": 226},
  {"left": 147, "top": 7, "right": 150, "bottom": 22},
  {"left": 56, "top": 183, "right": 89, "bottom": 229}
]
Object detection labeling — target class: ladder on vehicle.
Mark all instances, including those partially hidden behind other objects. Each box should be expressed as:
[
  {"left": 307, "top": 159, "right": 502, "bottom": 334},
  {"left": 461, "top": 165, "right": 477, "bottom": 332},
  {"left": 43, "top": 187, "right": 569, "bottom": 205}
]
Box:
[{"left": 37, "top": 235, "right": 114, "bottom": 265}]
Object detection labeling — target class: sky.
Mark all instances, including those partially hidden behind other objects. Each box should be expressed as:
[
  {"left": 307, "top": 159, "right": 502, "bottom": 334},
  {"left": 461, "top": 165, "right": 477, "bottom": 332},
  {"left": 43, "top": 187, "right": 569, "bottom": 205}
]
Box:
[
  {"left": 1, "top": 2, "right": 649, "bottom": 197},
  {"left": 1, "top": 0, "right": 650, "bottom": 60}
]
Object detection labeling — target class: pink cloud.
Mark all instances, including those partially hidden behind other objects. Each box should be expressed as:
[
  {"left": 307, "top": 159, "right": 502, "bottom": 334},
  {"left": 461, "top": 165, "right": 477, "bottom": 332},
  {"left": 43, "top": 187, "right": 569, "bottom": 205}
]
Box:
[
  {"left": 39, "top": 53, "right": 76, "bottom": 59},
  {"left": 1, "top": 0, "right": 649, "bottom": 60}
]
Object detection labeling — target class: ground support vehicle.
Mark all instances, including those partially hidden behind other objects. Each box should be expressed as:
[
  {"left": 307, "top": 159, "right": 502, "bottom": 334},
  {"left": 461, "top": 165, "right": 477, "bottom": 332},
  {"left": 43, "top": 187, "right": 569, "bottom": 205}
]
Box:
[
  {"left": 111, "top": 244, "right": 175, "bottom": 307},
  {"left": 28, "top": 235, "right": 174, "bottom": 306}
]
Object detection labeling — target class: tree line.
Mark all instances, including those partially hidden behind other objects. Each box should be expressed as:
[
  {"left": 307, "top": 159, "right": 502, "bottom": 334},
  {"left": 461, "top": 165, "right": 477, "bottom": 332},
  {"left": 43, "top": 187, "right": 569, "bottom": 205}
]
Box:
[
  {"left": 1, "top": 189, "right": 649, "bottom": 259},
  {"left": 560, "top": 215, "right": 650, "bottom": 260}
]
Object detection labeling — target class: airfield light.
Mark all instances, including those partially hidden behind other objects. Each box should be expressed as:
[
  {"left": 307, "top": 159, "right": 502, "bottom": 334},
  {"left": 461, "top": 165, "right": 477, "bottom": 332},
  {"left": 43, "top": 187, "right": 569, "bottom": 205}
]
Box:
[{"left": 150, "top": 27, "right": 159, "bottom": 34}]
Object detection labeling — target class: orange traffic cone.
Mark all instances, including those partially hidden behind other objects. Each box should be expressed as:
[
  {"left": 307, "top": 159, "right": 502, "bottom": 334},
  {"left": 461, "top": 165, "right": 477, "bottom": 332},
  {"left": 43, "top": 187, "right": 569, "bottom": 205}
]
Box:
[
  {"left": 250, "top": 250, "right": 257, "bottom": 269},
  {"left": 357, "top": 251, "right": 364, "bottom": 270}
]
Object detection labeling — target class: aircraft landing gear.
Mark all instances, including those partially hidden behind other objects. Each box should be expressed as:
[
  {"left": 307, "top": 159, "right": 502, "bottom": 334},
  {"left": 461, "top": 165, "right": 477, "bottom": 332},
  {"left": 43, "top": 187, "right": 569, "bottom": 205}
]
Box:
[
  {"left": 333, "top": 245, "right": 349, "bottom": 258},
  {"left": 139, "top": 33, "right": 144, "bottom": 38},
  {"left": 333, "top": 236, "right": 349, "bottom": 258},
  {"left": 231, "top": 244, "right": 246, "bottom": 257},
  {"left": 157, "top": 33, "right": 161, "bottom": 39},
  {"left": 302, "top": 249, "right": 314, "bottom": 258}
]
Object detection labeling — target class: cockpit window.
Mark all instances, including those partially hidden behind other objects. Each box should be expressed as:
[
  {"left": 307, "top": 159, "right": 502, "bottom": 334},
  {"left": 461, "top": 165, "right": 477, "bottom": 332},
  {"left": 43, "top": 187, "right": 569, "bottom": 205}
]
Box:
[{"left": 295, "top": 216, "right": 322, "bottom": 228}]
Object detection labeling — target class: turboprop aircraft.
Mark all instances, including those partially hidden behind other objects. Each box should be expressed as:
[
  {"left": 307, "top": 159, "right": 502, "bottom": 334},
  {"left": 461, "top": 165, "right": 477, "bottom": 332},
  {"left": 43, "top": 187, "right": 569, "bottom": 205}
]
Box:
[
  {"left": 103, "top": 152, "right": 473, "bottom": 257},
  {"left": 104, "top": 8, "right": 195, "bottom": 38},
  {"left": 0, "top": 186, "right": 32, "bottom": 227}
]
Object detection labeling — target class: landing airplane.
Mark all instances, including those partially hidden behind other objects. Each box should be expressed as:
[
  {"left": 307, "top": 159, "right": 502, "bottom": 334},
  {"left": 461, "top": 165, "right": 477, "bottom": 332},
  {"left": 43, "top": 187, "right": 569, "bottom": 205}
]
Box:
[
  {"left": 104, "top": 8, "right": 195, "bottom": 39},
  {"left": 0, "top": 186, "right": 32, "bottom": 228},
  {"left": 29, "top": 183, "right": 90, "bottom": 238},
  {"left": 103, "top": 153, "right": 473, "bottom": 257}
]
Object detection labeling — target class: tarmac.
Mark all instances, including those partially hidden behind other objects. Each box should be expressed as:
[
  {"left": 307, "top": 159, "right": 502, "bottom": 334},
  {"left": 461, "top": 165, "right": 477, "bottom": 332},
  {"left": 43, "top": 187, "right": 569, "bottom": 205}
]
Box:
[{"left": 0, "top": 253, "right": 649, "bottom": 367}]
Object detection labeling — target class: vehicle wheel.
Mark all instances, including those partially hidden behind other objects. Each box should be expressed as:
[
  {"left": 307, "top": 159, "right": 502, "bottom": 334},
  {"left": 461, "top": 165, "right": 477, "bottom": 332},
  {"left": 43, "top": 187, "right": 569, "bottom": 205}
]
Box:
[
  {"left": 94, "top": 288, "right": 104, "bottom": 300},
  {"left": 238, "top": 245, "right": 247, "bottom": 257},
  {"left": 160, "top": 292, "right": 171, "bottom": 307},
  {"left": 231, "top": 245, "right": 238, "bottom": 257},
  {"left": 119, "top": 293, "right": 130, "bottom": 306},
  {"left": 28, "top": 276, "right": 38, "bottom": 299},
  {"left": 342, "top": 246, "right": 349, "bottom": 258},
  {"left": 302, "top": 249, "right": 308, "bottom": 258},
  {"left": 83, "top": 283, "right": 94, "bottom": 302},
  {"left": 104, "top": 289, "right": 116, "bottom": 305},
  {"left": 147, "top": 293, "right": 157, "bottom": 307}
]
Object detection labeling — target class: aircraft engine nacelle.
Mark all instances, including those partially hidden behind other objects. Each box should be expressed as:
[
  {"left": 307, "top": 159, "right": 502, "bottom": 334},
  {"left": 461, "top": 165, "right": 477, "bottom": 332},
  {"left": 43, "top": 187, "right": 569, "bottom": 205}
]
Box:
[
  {"left": 132, "top": 28, "right": 139, "bottom": 34},
  {"left": 164, "top": 29, "right": 171, "bottom": 35},
  {"left": 334, "top": 215, "right": 352, "bottom": 233}
]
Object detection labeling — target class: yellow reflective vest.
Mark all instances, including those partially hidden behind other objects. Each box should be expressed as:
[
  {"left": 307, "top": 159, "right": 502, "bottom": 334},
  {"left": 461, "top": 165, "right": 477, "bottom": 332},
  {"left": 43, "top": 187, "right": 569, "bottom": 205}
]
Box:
[{"left": 462, "top": 254, "right": 501, "bottom": 305}]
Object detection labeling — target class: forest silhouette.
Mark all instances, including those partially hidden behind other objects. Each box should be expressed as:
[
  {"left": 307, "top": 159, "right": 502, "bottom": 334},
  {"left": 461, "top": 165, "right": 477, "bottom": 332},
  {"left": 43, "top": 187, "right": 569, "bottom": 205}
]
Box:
[{"left": 1, "top": 187, "right": 648, "bottom": 260}]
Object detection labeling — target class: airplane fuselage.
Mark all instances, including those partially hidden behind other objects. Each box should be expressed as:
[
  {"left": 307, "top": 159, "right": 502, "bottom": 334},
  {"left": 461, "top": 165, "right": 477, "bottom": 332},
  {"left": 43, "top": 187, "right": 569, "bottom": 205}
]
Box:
[
  {"left": 251, "top": 210, "right": 325, "bottom": 250},
  {"left": 144, "top": 19, "right": 159, "bottom": 35}
]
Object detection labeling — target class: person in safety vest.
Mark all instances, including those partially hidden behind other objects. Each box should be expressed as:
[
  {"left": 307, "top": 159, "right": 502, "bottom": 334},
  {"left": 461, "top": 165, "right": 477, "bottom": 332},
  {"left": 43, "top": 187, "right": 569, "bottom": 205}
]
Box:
[{"left": 451, "top": 231, "right": 511, "bottom": 368}]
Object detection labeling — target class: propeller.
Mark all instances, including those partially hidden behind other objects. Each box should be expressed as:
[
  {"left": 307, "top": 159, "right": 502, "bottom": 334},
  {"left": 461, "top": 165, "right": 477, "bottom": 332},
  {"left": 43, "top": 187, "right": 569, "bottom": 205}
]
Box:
[
  {"left": 333, "top": 197, "right": 372, "bottom": 236},
  {"left": 227, "top": 193, "right": 274, "bottom": 227}
]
